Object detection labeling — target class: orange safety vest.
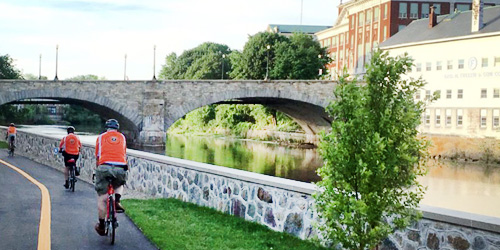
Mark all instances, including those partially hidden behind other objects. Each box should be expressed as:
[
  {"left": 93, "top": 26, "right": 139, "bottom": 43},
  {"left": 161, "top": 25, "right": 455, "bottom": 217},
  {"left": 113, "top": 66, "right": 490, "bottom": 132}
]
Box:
[
  {"left": 95, "top": 130, "right": 127, "bottom": 166},
  {"left": 59, "top": 133, "right": 81, "bottom": 155},
  {"left": 7, "top": 126, "right": 16, "bottom": 135}
]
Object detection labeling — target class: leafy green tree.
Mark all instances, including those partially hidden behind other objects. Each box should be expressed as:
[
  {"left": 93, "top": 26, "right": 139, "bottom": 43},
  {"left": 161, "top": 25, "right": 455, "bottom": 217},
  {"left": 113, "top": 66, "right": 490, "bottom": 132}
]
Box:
[
  {"left": 24, "top": 73, "right": 48, "bottom": 80},
  {"left": 65, "top": 74, "right": 106, "bottom": 80},
  {"left": 273, "top": 33, "right": 329, "bottom": 79},
  {"left": 230, "top": 32, "right": 328, "bottom": 80},
  {"left": 314, "top": 51, "right": 428, "bottom": 250},
  {"left": 159, "top": 42, "right": 231, "bottom": 80},
  {"left": 62, "top": 104, "right": 103, "bottom": 125},
  {"left": 229, "top": 32, "right": 288, "bottom": 80},
  {"left": 0, "top": 54, "right": 23, "bottom": 79}
]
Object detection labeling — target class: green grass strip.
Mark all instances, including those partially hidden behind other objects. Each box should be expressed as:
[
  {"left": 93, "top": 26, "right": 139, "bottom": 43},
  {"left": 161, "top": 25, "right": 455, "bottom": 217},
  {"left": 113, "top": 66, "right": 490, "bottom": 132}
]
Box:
[
  {"left": 0, "top": 141, "right": 8, "bottom": 149},
  {"left": 122, "top": 198, "right": 326, "bottom": 250}
]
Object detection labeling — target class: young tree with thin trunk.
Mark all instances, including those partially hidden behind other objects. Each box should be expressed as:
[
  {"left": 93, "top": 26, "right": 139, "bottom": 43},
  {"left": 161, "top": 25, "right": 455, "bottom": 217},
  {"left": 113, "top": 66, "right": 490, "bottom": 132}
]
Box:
[{"left": 314, "top": 50, "right": 429, "bottom": 250}]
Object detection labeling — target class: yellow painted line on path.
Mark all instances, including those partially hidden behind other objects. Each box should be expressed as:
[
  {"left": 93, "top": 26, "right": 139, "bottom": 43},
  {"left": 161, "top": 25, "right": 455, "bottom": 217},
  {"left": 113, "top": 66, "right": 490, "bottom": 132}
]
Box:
[{"left": 0, "top": 159, "right": 51, "bottom": 250}]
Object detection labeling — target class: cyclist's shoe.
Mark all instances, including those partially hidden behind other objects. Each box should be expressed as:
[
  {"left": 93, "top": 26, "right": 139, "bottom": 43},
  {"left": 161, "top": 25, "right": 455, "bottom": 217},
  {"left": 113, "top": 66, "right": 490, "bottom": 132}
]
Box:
[
  {"left": 94, "top": 223, "right": 106, "bottom": 236},
  {"left": 115, "top": 202, "right": 125, "bottom": 213},
  {"left": 63, "top": 181, "right": 69, "bottom": 189}
]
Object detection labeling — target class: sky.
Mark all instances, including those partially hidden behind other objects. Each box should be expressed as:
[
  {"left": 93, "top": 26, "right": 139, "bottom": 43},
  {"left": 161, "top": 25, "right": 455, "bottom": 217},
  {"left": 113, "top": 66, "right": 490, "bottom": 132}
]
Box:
[{"left": 0, "top": 0, "right": 338, "bottom": 80}]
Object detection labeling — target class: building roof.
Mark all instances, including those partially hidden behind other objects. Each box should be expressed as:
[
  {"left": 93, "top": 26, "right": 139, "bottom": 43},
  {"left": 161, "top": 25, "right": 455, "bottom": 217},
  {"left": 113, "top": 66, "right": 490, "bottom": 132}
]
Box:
[
  {"left": 267, "top": 24, "right": 332, "bottom": 34},
  {"left": 380, "top": 6, "right": 500, "bottom": 48}
]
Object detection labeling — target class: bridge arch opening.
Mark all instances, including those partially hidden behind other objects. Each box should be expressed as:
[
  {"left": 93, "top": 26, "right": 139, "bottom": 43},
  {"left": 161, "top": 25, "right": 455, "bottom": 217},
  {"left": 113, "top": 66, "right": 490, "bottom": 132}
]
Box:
[
  {"left": 0, "top": 97, "right": 140, "bottom": 144},
  {"left": 166, "top": 97, "right": 332, "bottom": 144}
]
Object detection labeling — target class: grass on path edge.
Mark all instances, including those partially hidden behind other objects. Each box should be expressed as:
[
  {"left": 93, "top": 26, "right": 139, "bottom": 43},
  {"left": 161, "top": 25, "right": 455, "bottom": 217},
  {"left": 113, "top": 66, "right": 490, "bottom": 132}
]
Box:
[{"left": 122, "top": 198, "right": 326, "bottom": 250}]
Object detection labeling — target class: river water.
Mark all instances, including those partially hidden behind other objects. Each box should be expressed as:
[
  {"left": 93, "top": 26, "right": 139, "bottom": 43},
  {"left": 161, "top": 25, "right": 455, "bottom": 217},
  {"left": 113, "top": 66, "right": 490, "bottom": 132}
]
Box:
[{"left": 19, "top": 125, "right": 500, "bottom": 218}]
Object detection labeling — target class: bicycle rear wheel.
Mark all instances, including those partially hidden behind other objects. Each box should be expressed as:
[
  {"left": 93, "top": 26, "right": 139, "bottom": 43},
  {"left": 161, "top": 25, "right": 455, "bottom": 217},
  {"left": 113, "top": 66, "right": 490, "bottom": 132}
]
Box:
[
  {"left": 70, "top": 167, "right": 75, "bottom": 192},
  {"left": 8, "top": 141, "right": 14, "bottom": 156},
  {"left": 108, "top": 196, "right": 116, "bottom": 245}
]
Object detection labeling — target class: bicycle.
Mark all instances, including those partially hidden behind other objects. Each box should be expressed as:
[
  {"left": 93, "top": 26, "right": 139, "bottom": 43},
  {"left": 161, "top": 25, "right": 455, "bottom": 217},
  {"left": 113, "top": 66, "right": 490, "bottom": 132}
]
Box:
[
  {"left": 105, "top": 176, "right": 119, "bottom": 245},
  {"left": 66, "top": 158, "right": 77, "bottom": 192}
]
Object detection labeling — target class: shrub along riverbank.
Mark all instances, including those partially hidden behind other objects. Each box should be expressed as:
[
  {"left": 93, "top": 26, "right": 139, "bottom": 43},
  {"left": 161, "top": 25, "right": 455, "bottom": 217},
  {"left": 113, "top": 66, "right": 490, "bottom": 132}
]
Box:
[
  {"left": 123, "top": 198, "right": 326, "bottom": 250},
  {"left": 168, "top": 104, "right": 303, "bottom": 137}
]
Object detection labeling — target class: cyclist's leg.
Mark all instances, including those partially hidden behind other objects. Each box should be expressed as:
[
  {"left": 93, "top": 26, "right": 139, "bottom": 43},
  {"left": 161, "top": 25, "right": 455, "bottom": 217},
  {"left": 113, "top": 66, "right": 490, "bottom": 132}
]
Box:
[
  {"left": 110, "top": 168, "right": 128, "bottom": 213},
  {"left": 8, "top": 135, "right": 15, "bottom": 149},
  {"left": 62, "top": 152, "right": 70, "bottom": 188},
  {"left": 97, "top": 194, "right": 107, "bottom": 219},
  {"left": 95, "top": 165, "right": 112, "bottom": 235}
]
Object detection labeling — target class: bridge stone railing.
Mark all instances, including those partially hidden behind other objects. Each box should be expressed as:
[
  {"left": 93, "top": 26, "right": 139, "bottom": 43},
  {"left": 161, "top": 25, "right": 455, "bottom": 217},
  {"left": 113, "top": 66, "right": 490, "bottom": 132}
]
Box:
[{"left": 2, "top": 127, "right": 500, "bottom": 249}]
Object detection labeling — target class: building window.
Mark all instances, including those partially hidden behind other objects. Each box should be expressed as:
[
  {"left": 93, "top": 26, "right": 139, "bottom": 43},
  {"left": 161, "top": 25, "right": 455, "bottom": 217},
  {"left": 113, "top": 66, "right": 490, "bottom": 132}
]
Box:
[
  {"left": 426, "top": 90, "right": 431, "bottom": 100},
  {"left": 436, "top": 61, "right": 442, "bottom": 70},
  {"left": 367, "top": 9, "right": 372, "bottom": 24},
  {"left": 425, "top": 109, "right": 431, "bottom": 125},
  {"left": 383, "top": 26, "right": 387, "bottom": 40},
  {"left": 359, "top": 12, "right": 364, "bottom": 27},
  {"left": 399, "top": 3, "right": 408, "bottom": 18},
  {"left": 481, "top": 88, "right": 487, "bottom": 98},
  {"left": 374, "top": 7, "right": 380, "bottom": 21},
  {"left": 446, "top": 109, "right": 452, "bottom": 126},
  {"left": 410, "top": 3, "right": 418, "bottom": 19},
  {"left": 458, "top": 59, "right": 464, "bottom": 69},
  {"left": 457, "top": 109, "right": 463, "bottom": 127},
  {"left": 458, "top": 89, "right": 463, "bottom": 99},
  {"left": 384, "top": 4, "right": 388, "bottom": 19},
  {"left": 435, "top": 109, "right": 441, "bottom": 127},
  {"left": 433, "top": 4, "right": 441, "bottom": 14},
  {"left": 494, "top": 109, "right": 500, "bottom": 128},
  {"left": 340, "top": 34, "right": 344, "bottom": 45},
  {"left": 482, "top": 58, "right": 488, "bottom": 67},
  {"left": 446, "top": 89, "right": 452, "bottom": 99},
  {"left": 481, "top": 109, "right": 487, "bottom": 128},
  {"left": 416, "top": 91, "right": 421, "bottom": 99},
  {"left": 416, "top": 63, "right": 422, "bottom": 72},
  {"left": 422, "top": 3, "right": 430, "bottom": 18},
  {"left": 398, "top": 25, "right": 406, "bottom": 31},
  {"left": 426, "top": 62, "right": 432, "bottom": 71},
  {"left": 494, "top": 88, "right": 500, "bottom": 98},
  {"left": 456, "top": 4, "right": 470, "bottom": 11},
  {"left": 495, "top": 57, "right": 500, "bottom": 66},
  {"left": 447, "top": 60, "right": 453, "bottom": 70}
]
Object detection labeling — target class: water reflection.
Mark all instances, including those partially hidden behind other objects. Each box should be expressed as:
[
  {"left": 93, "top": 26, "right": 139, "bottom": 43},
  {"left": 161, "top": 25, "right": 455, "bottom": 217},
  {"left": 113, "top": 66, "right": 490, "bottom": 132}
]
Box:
[
  {"left": 419, "top": 160, "right": 500, "bottom": 218},
  {"left": 165, "top": 135, "right": 322, "bottom": 183}
]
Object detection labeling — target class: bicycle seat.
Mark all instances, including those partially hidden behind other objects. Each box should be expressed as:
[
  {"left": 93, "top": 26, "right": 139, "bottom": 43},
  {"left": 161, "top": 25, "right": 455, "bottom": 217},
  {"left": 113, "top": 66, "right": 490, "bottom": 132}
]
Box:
[{"left": 67, "top": 159, "right": 76, "bottom": 163}]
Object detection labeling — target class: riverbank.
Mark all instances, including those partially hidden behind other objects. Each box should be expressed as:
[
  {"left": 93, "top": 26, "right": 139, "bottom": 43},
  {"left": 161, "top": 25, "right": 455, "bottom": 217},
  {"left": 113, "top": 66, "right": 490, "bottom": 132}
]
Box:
[
  {"left": 169, "top": 129, "right": 317, "bottom": 148},
  {"left": 426, "top": 134, "right": 500, "bottom": 164}
]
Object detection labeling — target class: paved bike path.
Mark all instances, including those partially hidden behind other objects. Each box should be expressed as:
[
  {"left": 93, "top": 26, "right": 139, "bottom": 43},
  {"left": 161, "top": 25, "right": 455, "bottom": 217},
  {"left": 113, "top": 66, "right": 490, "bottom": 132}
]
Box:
[{"left": 0, "top": 150, "right": 159, "bottom": 250}]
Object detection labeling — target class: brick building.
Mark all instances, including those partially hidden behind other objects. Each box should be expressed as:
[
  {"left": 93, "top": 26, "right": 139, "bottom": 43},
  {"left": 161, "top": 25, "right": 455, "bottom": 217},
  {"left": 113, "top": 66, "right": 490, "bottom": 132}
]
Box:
[{"left": 315, "top": 0, "right": 500, "bottom": 79}]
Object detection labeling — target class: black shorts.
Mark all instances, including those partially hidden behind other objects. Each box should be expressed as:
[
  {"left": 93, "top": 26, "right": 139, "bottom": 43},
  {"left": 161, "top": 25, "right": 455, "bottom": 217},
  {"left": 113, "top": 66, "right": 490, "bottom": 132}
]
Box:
[{"left": 62, "top": 151, "right": 79, "bottom": 167}]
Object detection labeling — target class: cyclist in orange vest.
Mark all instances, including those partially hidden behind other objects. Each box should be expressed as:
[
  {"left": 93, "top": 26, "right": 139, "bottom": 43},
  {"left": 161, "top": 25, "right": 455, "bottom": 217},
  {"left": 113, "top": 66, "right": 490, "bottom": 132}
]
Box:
[
  {"left": 5, "top": 123, "right": 16, "bottom": 140},
  {"left": 5, "top": 123, "right": 17, "bottom": 149},
  {"left": 94, "top": 119, "right": 128, "bottom": 236},
  {"left": 58, "top": 126, "right": 82, "bottom": 189}
]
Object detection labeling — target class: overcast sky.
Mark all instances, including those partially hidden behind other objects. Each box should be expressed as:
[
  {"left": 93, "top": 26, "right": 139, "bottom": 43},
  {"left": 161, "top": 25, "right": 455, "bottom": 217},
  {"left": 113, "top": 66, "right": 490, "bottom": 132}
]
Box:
[{"left": 1, "top": 0, "right": 338, "bottom": 80}]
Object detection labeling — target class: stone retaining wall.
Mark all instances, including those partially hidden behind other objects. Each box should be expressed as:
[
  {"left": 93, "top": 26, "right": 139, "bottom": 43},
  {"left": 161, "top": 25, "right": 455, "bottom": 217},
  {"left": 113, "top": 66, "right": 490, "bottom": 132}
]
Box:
[{"left": 3, "top": 127, "right": 500, "bottom": 249}]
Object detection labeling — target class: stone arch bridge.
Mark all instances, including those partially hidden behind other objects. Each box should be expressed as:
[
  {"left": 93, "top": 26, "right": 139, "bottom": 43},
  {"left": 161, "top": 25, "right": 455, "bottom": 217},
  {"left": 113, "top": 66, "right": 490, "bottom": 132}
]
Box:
[{"left": 0, "top": 80, "right": 336, "bottom": 147}]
